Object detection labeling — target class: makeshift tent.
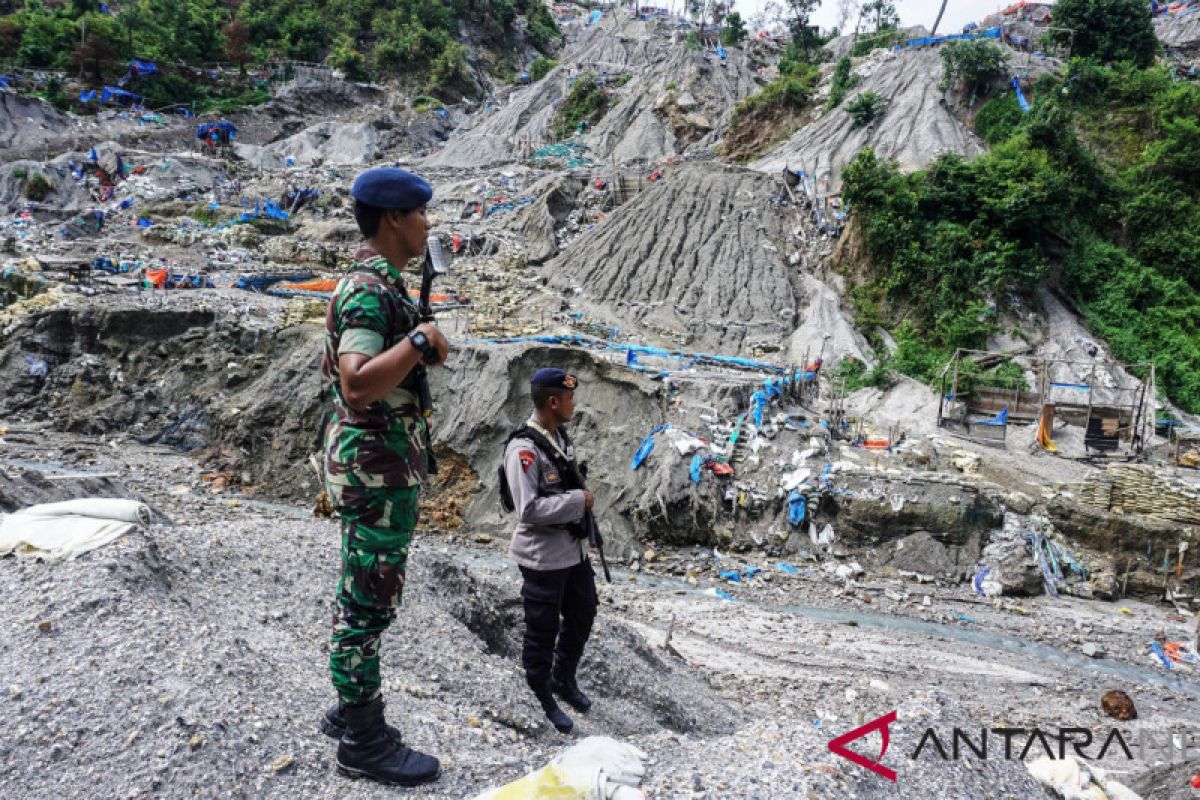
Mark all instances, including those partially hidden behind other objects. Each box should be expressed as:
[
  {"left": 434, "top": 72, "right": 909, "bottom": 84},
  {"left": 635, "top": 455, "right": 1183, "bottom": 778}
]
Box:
[
  {"left": 128, "top": 60, "right": 157, "bottom": 77},
  {"left": 196, "top": 121, "right": 237, "bottom": 145}
]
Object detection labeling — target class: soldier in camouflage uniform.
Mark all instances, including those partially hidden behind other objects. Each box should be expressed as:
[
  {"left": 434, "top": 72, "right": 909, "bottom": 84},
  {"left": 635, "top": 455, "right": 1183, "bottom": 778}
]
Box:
[{"left": 317, "top": 167, "right": 449, "bottom": 786}]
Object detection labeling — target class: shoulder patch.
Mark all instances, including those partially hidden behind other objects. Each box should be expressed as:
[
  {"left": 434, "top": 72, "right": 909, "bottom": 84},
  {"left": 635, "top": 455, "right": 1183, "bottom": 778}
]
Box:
[{"left": 518, "top": 449, "right": 536, "bottom": 472}]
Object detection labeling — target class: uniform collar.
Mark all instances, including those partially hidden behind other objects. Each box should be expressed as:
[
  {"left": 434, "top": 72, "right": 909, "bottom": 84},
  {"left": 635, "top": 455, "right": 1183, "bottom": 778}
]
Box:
[{"left": 353, "top": 247, "right": 407, "bottom": 289}]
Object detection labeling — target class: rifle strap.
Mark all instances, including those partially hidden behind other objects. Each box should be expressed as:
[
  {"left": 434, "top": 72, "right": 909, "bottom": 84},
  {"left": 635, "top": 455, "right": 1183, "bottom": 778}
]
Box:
[{"left": 525, "top": 420, "right": 573, "bottom": 467}]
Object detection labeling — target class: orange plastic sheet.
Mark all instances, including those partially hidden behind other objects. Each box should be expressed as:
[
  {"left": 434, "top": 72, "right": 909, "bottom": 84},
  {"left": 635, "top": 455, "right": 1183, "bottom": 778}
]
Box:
[{"left": 1037, "top": 406, "right": 1057, "bottom": 452}]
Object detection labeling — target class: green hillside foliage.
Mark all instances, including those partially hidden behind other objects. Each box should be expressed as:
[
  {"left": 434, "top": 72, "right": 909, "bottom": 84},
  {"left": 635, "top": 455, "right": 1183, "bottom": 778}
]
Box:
[
  {"left": 1, "top": 0, "right": 558, "bottom": 95},
  {"left": 844, "top": 59, "right": 1200, "bottom": 411}
]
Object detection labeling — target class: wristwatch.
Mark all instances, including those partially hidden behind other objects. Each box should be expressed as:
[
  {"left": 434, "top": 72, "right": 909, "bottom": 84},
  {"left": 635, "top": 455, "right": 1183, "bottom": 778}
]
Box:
[{"left": 407, "top": 330, "right": 438, "bottom": 365}]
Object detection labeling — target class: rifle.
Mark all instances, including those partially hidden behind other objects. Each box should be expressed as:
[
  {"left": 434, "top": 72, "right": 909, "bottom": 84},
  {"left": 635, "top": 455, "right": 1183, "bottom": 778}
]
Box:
[
  {"left": 411, "top": 236, "right": 450, "bottom": 475},
  {"left": 571, "top": 461, "right": 612, "bottom": 584}
]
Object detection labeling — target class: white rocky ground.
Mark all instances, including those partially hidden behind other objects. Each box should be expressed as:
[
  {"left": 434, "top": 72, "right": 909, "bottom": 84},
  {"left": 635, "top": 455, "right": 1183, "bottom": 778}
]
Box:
[{"left": 2, "top": 432, "right": 1198, "bottom": 799}]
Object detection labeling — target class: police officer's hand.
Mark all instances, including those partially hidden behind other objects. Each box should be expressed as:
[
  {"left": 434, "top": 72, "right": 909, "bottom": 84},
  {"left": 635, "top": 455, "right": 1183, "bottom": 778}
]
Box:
[
  {"left": 416, "top": 322, "right": 450, "bottom": 365},
  {"left": 582, "top": 490, "right": 595, "bottom": 510}
]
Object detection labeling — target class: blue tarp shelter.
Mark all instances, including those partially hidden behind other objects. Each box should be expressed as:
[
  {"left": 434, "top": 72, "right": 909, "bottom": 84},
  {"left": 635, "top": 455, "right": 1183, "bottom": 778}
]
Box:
[{"left": 196, "top": 121, "right": 237, "bottom": 144}]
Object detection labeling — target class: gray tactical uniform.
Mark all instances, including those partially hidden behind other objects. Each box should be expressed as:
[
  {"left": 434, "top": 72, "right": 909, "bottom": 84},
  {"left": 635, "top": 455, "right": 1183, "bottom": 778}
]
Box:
[{"left": 503, "top": 416, "right": 586, "bottom": 571}]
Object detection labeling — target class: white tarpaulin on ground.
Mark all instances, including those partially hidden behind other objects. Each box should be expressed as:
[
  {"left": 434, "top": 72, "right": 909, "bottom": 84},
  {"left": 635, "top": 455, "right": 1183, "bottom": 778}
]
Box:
[
  {"left": 0, "top": 498, "right": 149, "bottom": 560},
  {"left": 472, "top": 736, "right": 647, "bottom": 800}
]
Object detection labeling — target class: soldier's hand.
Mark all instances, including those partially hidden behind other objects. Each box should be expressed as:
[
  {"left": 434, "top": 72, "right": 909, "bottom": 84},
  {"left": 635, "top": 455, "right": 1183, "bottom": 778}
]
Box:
[
  {"left": 417, "top": 322, "right": 450, "bottom": 365},
  {"left": 582, "top": 490, "right": 595, "bottom": 510}
]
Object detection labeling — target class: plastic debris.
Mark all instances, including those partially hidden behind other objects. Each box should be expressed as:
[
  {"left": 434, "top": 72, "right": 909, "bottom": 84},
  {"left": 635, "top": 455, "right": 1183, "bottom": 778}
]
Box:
[{"left": 776, "top": 562, "right": 800, "bottom": 575}]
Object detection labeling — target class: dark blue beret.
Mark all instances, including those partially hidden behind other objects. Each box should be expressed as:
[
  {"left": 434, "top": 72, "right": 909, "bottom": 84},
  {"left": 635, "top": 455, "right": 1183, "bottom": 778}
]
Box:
[
  {"left": 350, "top": 167, "right": 433, "bottom": 210},
  {"left": 531, "top": 368, "right": 578, "bottom": 389}
]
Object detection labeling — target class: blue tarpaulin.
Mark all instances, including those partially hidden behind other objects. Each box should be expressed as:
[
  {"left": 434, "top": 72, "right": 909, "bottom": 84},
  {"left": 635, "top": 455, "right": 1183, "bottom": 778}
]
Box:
[
  {"left": 196, "top": 121, "right": 237, "bottom": 140},
  {"left": 902, "top": 26, "right": 1000, "bottom": 50},
  {"left": 101, "top": 86, "right": 142, "bottom": 105},
  {"left": 787, "top": 490, "right": 806, "bottom": 526},
  {"left": 750, "top": 390, "right": 767, "bottom": 428},
  {"left": 129, "top": 60, "right": 157, "bottom": 76},
  {"left": 631, "top": 424, "right": 669, "bottom": 470},
  {"left": 588, "top": 9, "right": 602, "bottom": 25},
  {"left": 1012, "top": 76, "right": 1031, "bottom": 112},
  {"left": 79, "top": 90, "right": 97, "bottom": 103},
  {"left": 690, "top": 454, "right": 704, "bottom": 483}
]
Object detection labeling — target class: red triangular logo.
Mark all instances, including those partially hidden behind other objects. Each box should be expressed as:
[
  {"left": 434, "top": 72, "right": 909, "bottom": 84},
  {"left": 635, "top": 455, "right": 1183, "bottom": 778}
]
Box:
[{"left": 827, "top": 710, "right": 898, "bottom": 781}]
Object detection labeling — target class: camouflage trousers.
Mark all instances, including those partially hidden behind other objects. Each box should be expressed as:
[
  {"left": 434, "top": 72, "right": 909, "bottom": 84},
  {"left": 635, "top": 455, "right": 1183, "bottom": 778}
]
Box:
[{"left": 328, "top": 484, "right": 420, "bottom": 705}]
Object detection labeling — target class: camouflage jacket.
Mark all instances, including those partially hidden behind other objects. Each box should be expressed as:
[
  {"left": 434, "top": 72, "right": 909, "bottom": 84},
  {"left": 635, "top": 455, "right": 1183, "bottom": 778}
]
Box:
[{"left": 321, "top": 248, "right": 429, "bottom": 490}]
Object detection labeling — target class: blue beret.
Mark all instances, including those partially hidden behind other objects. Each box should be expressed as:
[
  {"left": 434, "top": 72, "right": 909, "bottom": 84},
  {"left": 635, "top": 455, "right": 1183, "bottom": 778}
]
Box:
[
  {"left": 350, "top": 167, "right": 433, "bottom": 210},
  {"left": 531, "top": 368, "right": 578, "bottom": 389}
]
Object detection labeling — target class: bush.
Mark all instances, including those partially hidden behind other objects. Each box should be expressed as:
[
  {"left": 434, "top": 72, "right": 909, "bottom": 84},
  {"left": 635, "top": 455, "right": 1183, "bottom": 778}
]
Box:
[
  {"left": 10, "top": 166, "right": 28, "bottom": 180},
  {"left": 530, "top": 56, "right": 556, "bottom": 81},
  {"left": 940, "top": 40, "right": 1009, "bottom": 96},
  {"left": 826, "top": 55, "right": 858, "bottom": 110},
  {"left": 974, "top": 92, "right": 1023, "bottom": 145},
  {"left": 23, "top": 173, "right": 52, "bottom": 201},
  {"left": 851, "top": 26, "right": 903, "bottom": 57},
  {"left": 552, "top": 72, "right": 609, "bottom": 140},
  {"left": 426, "top": 41, "right": 472, "bottom": 97},
  {"left": 846, "top": 91, "right": 885, "bottom": 128}
]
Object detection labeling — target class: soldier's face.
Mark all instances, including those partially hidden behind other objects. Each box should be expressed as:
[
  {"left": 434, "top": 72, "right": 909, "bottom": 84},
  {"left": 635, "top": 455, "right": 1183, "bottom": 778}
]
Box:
[
  {"left": 389, "top": 206, "right": 430, "bottom": 260},
  {"left": 550, "top": 390, "right": 576, "bottom": 423}
]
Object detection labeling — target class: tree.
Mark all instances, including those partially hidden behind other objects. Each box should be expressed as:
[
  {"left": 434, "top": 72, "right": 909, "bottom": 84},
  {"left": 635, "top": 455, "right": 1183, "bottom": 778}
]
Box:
[
  {"left": 222, "top": 18, "right": 251, "bottom": 74},
  {"left": 940, "top": 40, "right": 1009, "bottom": 96},
  {"left": 1050, "top": 0, "right": 1158, "bottom": 68},
  {"left": 721, "top": 11, "right": 746, "bottom": 46},
  {"left": 70, "top": 29, "right": 116, "bottom": 83},
  {"left": 782, "top": 0, "right": 819, "bottom": 59},
  {"left": 861, "top": 0, "right": 898, "bottom": 32}
]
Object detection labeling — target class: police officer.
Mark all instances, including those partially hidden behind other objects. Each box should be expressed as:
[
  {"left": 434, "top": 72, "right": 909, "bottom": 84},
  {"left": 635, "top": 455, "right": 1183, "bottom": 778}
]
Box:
[
  {"left": 503, "top": 368, "right": 599, "bottom": 734},
  {"left": 317, "top": 167, "right": 449, "bottom": 786}
]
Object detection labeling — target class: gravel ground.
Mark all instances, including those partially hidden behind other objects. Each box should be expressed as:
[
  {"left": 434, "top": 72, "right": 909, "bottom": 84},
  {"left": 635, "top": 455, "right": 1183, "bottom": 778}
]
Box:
[{"left": 2, "top": 433, "right": 1199, "bottom": 799}]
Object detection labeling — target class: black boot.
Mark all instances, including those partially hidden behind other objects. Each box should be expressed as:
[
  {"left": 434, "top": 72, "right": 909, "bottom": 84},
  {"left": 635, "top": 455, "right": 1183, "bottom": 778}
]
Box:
[
  {"left": 335, "top": 698, "right": 441, "bottom": 786},
  {"left": 533, "top": 686, "right": 573, "bottom": 734},
  {"left": 551, "top": 676, "right": 592, "bottom": 714},
  {"left": 319, "top": 702, "right": 402, "bottom": 742}
]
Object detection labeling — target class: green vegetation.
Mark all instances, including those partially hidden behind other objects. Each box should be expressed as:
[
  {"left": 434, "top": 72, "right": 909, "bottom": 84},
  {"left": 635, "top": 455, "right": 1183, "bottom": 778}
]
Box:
[
  {"left": 974, "top": 92, "right": 1023, "bottom": 145},
  {"left": 850, "top": 27, "right": 903, "bottom": 57},
  {"left": 23, "top": 173, "right": 52, "bottom": 201},
  {"left": 721, "top": 11, "right": 746, "bottom": 47},
  {"left": 826, "top": 55, "right": 858, "bottom": 110},
  {"left": 664, "top": 81, "right": 677, "bottom": 91},
  {"left": 846, "top": 91, "right": 885, "bottom": 127},
  {"left": 1050, "top": 0, "right": 1159, "bottom": 68},
  {"left": 939, "top": 40, "right": 1010, "bottom": 96},
  {"left": 842, "top": 59, "right": 1200, "bottom": 411},
  {"left": 552, "top": 73, "right": 608, "bottom": 141},
  {"left": 530, "top": 56, "right": 556, "bottom": 82},
  {"left": 0, "top": 0, "right": 560, "bottom": 98},
  {"left": 10, "top": 167, "right": 28, "bottom": 180},
  {"left": 733, "top": 58, "right": 820, "bottom": 118},
  {"left": 834, "top": 355, "right": 892, "bottom": 392}
]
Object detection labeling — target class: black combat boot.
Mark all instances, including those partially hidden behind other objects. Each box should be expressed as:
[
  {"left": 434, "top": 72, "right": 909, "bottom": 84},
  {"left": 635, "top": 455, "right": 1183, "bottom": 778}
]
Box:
[
  {"left": 550, "top": 675, "right": 592, "bottom": 714},
  {"left": 533, "top": 686, "right": 574, "bottom": 734},
  {"left": 319, "top": 702, "right": 402, "bottom": 742},
  {"left": 335, "top": 698, "right": 441, "bottom": 786}
]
